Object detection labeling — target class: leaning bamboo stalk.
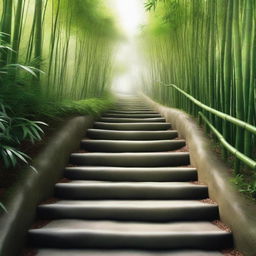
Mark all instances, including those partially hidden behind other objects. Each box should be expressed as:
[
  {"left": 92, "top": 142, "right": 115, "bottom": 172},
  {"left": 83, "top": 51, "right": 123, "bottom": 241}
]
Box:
[
  {"left": 199, "top": 112, "right": 256, "bottom": 170},
  {"left": 164, "top": 83, "right": 256, "bottom": 135}
]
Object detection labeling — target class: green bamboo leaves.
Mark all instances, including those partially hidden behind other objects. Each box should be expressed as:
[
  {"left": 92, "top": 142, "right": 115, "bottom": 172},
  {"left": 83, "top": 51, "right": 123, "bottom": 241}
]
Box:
[
  {"left": 0, "top": 0, "right": 117, "bottom": 99},
  {"left": 0, "top": 103, "right": 47, "bottom": 167},
  {"left": 143, "top": 0, "right": 256, "bottom": 170}
]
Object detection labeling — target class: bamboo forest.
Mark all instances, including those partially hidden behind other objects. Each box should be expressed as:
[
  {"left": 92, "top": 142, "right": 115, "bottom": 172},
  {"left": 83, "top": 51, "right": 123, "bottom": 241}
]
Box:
[{"left": 0, "top": 1, "right": 256, "bottom": 256}]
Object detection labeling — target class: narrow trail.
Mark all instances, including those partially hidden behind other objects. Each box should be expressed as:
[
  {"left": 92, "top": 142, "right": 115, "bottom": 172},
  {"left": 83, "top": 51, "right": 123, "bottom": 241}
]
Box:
[{"left": 27, "top": 96, "right": 233, "bottom": 255}]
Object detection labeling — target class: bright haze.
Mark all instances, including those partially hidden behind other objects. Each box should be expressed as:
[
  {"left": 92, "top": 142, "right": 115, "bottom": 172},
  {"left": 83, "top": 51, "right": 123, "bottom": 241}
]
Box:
[{"left": 109, "top": 0, "right": 147, "bottom": 94}]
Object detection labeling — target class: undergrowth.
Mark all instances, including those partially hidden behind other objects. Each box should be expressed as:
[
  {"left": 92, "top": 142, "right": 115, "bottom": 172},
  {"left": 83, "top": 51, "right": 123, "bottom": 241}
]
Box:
[
  {"left": 207, "top": 130, "right": 256, "bottom": 200},
  {"left": 0, "top": 96, "right": 113, "bottom": 169},
  {"left": 0, "top": 85, "right": 113, "bottom": 169}
]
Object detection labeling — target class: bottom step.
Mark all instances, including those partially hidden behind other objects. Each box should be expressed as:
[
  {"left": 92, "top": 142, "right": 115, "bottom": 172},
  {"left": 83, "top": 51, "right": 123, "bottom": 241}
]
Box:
[
  {"left": 29, "top": 220, "right": 232, "bottom": 250},
  {"left": 36, "top": 249, "right": 224, "bottom": 256}
]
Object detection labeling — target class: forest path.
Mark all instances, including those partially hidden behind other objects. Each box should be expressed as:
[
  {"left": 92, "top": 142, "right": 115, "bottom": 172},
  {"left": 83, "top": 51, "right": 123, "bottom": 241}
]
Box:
[{"left": 27, "top": 96, "right": 233, "bottom": 255}]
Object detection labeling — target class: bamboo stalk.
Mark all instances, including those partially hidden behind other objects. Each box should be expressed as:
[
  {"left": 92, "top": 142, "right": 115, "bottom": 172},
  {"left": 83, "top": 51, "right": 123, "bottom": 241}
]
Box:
[
  {"left": 199, "top": 112, "right": 256, "bottom": 170},
  {"left": 163, "top": 83, "right": 256, "bottom": 135}
]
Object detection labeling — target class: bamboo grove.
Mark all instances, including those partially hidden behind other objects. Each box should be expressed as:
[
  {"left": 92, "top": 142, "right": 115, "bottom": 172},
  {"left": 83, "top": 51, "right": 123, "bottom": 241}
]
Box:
[
  {"left": 142, "top": 0, "right": 256, "bottom": 170},
  {"left": 0, "top": 0, "right": 117, "bottom": 169},
  {"left": 0, "top": 0, "right": 117, "bottom": 100}
]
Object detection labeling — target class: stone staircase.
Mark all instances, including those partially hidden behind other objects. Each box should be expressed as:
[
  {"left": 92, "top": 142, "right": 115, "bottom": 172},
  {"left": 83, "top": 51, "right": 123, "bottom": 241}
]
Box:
[{"left": 27, "top": 97, "right": 233, "bottom": 255}]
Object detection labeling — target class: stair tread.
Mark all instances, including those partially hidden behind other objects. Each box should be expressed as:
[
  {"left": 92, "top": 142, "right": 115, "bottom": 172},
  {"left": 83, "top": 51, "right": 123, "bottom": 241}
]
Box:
[
  {"left": 64, "top": 166, "right": 197, "bottom": 181},
  {"left": 88, "top": 129, "right": 177, "bottom": 133},
  {"left": 38, "top": 200, "right": 218, "bottom": 221},
  {"left": 82, "top": 139, "right": 185, "bottom": 143},
  {"left": 99, "top": 117, "right": 166, "bottom": 123},
  {"left": 93, "top": 122, "right": 171, "bottom": 131},
  {"left": 103, "top": 113, "right": 162, "bottom": 117},
  {"left": 30, "top": 220, "right": 227, "bottom": 233},
  {"left": 81, "top": 140, "right": 186, "bottom": 152},
  {"left": 70, "top": 152, "right": 190, "bottom": 167},
  {"left": 36, "top": 249, "right": 223, "bottom": 256},
  {"left": 106, "top": 111, "right": 160, "bottom": 114},
  {"left": 65, "top": 166, "right": 196, "bottom": 171},
  {"left": 56, "top": 181, "right": 205, "bottom": 186},
  {"left": 39, "top": 200, "right": 216, "bottom": 208},
  {"left": 87, "top": 129, "right": 178, "bottom": 140},
  {"left": 94, "top": 122, "right": 170, "bottom": 125},
  {"left": 71, "top": 152, "right": 190, "bottom": 156}
]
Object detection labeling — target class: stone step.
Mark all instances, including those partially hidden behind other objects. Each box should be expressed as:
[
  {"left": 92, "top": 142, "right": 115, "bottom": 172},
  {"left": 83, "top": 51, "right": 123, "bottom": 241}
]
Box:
[
  {"left": 109, "top": 108, "right": 154, "bottom": 111},
  {"left": 38, "top": 200, "right": 218, "bottom": 221},
  {"left": 87, "top": 129, "right": 178, "bottom": 140},
  {"left": 70, "top": 152, "right": 190, "bottom": 167},
  {"left": 25, "top": 98, "right": 234, "bottom": 254},
  {"left": 99, "top": 117, "right": 166, "bottom": 123},
  {"left": 64, "top": 166, "right": 197, "bottom": 181},
  {"left": 93, "top": 122, "right": 171, "bottom": 131},
  {"left": 113, "top": 106, "right": 152, "bottom": 110},
  {"left": 107, "top": 110, "right": 159, "bottom": 114},
  {"left": 55, "top": 181, "right": 208, "bottom": 200},
  {"left": 81, "top": 140, "right": 186, "bottom": 152},
  {"left": 36, "top": 249, "right": 224, "bottom": 256},
  {"left": 29, "top": 220, "right": 232, "bottom": 250},
  {"left": 102, "top": 113, "right": 162, "bottom": 118}
]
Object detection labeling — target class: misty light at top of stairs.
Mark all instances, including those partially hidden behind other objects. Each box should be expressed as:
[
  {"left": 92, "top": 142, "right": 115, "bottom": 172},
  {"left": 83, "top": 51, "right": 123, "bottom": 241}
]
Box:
[
  {"left": 109, "top": 0, "right": 147, "bottom": 38},
  {"left": 108, "top": 0, "right": 148, "bottom": 95}
]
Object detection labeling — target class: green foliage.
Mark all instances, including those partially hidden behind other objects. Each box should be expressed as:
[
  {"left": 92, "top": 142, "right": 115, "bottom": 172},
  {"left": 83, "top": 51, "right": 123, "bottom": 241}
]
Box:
[
  {"left": 145, "top": 0, "right": 159, "bottom": 11},
  {"left": 59, "top": 0, "right": 118, "bottom": 37},
  {"left": 0, "top": 145, "right": 29, "bottom": 169},
  {"left": 0, "top": 1, "right": 117, "bottom": 102},
  {"left": 0, "top": 1, "right": 116, "bottom": 170},
  {"left": 231, "top": 174, "right": 256, "bottom": 199},
  {"left": 4, "top": 64, "right": 43, "bottom": 78},
  {"left": 145, "top": 0, "right": 166, "bottom": 11},
  {"left": 0, "top": 95, "right": 113, "bottom": 169},
  {"left": 142, "top": 0, "right": 256, "bottom": 173},
  {"left": 0, "top": 103, "right": 47, "bottom": 168},
  {"left": 36, "top": 97, "right": 114, "bottom": 119}
]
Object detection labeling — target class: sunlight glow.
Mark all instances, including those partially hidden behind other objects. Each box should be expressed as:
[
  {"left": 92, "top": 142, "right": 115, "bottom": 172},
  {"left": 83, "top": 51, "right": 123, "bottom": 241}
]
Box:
[
  {"left": 109, "top": 0, "right": 147, "bottom": 94},
  {"left": 109, "top": 0, "right": 147, "bottom": 37}
]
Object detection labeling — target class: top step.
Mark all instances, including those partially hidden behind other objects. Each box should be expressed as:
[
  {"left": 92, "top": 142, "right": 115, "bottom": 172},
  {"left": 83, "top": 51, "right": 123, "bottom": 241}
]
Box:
[
  {"left": 102, "top": 113, "right": 162, "bottom": 118},
  {"left": 110, "top": 106, "right": 153, "bottom": 111},
  {"left": 98, "top": 117, "right": 166, "bottom": 123},
  {"left": 107, "top": 110, "right": 159, "bottom": 114}
]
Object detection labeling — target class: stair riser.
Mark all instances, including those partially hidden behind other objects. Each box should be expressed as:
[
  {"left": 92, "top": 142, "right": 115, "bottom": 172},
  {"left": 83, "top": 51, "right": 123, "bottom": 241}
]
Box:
[
  {"left": 38, "top": 206, "right": 219, "bottom": 221},
  {"left": 109, "top": 108, "right": 153, "bottom": 111},
  {"left": 99, "top": 118, "right": 166, "bottom": 123},
  {"left": 81, "top": 141, "right": 186, "bottom": 152},
  {"left": 64, "top": 169, "right": 197, "bottom": 181},
  {"left": 29, "top": 232, "right": 233, "bottom": 250},
  {"left": 102, "top": 113, "right": 162, "bottom": 118},
  {"left": 112, "top": 104, "right": 150, "bottom": 107},
  {"left": 34, "top": 249, "right": 227, "bottom": 255},
  {"left": 107, "top": 111, "right": 159, "bottom": 114},
  {"left": 54, "top": 186, "right": 208, "bottom": 200},
  {"left": 87, "top": 130, "right": 178, "bottom": 140},
  {"left": 93, "top": 123, "right": 171, "bottom": 131},
  {"left": 70, "top": 153, "right": 190, "bottom": 167}
]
